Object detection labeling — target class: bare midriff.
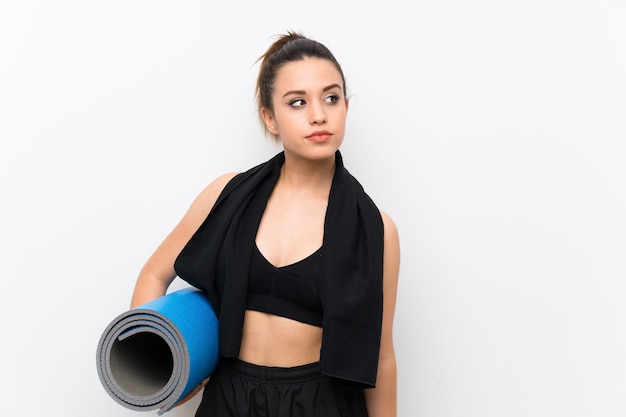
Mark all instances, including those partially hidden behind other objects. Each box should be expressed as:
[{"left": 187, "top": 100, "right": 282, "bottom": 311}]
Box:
[{"left": 238, "top": 310, "right": 323, "bottom": 367}]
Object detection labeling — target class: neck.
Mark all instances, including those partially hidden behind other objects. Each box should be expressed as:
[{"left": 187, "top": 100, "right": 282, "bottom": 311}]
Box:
[{"left": 278, "top": 151, "right": 336, "bottom": 193}]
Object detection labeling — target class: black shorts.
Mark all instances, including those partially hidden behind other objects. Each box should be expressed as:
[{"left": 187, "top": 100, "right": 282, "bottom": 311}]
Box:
[{"left": 195, "top": 358, "right": 369, "bottom": 417}]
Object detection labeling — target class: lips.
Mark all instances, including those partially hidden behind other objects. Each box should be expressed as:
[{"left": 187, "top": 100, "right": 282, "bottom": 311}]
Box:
[{"left": 306, "top": 130, "right": 332, "bottom": 143}]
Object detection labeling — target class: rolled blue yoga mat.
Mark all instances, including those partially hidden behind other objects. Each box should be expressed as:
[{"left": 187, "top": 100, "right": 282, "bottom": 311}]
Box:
[{"left": 96, "top": 287, "right": 219, "bottom": 414}]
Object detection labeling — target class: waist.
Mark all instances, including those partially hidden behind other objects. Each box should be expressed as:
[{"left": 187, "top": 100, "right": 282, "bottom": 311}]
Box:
[{"left": 222, "top": 357, "right": 324, "bottom": 384}]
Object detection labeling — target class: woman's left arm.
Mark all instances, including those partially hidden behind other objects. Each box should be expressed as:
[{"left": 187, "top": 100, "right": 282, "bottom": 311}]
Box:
[{"left": 365, "top": 211, "right": 401, "bottom": 417}]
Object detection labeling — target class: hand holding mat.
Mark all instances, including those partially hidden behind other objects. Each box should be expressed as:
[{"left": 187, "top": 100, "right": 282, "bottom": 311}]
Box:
[{"left": 96, "top": 287, "right": 219, "bottom": 414}]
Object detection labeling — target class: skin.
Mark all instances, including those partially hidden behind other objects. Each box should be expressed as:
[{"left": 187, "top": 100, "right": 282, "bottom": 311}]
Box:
[{"left": 130, "top": 57, "right": 400, "bottom": 417}]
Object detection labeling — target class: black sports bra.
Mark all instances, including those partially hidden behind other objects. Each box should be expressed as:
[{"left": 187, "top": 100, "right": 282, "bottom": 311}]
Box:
[{"left": 246, "top": 244, "right": 323, "bottom": 327}]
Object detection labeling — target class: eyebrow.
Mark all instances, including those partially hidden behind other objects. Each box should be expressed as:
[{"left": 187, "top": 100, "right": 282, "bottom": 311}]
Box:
[{"left": 281, "top": 83, "right": 342, "bottom": 98}]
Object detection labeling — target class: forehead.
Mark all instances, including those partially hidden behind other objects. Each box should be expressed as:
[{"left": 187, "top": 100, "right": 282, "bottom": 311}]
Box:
[{"left": 273, "top": 58, "right": 344, "bottom": 94}]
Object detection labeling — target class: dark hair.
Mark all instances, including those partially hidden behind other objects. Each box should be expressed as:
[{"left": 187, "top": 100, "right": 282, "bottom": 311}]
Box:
[{"left": 256, "top": 31, "right": 347, "bottom": 141}]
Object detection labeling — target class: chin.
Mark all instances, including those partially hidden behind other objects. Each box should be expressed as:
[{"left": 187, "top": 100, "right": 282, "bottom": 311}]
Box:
[{"left": 289, "top": 144, "right": 341, "bottom": 161}]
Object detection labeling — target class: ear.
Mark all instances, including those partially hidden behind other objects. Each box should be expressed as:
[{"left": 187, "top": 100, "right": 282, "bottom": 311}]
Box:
[
  {"left": 345, "top": 97, "right": 350, "bottom": 114},
  {"left": 260, "top": 108, "right": 279, "bottom": 135}
]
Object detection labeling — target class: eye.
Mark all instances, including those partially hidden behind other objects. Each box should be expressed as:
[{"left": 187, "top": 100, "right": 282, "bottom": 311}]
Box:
[
  {"left": 324, "top": 94, "right": 340, "bottom": 104},
  {"left": 288, "top": 98, "right": 306, "bottom": 108}
]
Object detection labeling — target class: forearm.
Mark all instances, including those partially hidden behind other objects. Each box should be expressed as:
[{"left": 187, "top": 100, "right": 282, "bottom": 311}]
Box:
[
  {"left": 364, "top": 354, "right": 397, "bottom": 417},
  {"left": 130, "top": 271, "right": 173, "bottom": 308}
]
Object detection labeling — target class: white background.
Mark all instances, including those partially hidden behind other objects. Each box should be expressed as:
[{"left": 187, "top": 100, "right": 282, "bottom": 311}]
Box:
[{"left": 1, "top": 1, "right": 625, "bottom": 416}]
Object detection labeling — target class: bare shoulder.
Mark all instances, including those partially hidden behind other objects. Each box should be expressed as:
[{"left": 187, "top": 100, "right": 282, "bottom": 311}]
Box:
[
  {"left": 181, "top": 172, "right": 239, "bottom": 226},
  {"left": 194, "top": 172, "right": 239, "bottom": 207},
  {"left": 379, "top": 210, "right": 399, "bottom": 244},
  {"left": 379, "top": 209, "right": 401, "bottom": 278}
]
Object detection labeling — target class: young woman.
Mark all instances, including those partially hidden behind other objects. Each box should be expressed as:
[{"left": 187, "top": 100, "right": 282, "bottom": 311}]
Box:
[{"left": 130, "top": 32, "right": 400, "bottom": 417}]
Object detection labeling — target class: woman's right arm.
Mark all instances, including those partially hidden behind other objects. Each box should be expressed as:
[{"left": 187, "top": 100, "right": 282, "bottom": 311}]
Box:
[{"left": 130, "top": 172, "right": 238, "bottom": 308}]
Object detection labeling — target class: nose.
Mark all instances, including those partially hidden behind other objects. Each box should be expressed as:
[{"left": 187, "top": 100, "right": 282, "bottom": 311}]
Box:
[{"left": 309, "top": 102, "right": 327, "bottom": 125}]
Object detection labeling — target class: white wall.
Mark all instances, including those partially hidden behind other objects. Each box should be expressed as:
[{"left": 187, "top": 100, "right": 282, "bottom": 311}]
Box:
[{"left": 1, "top": 1, "right": 625, "bottom": 416}]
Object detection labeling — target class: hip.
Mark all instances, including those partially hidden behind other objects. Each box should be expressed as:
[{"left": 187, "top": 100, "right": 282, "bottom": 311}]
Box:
[{"left": 195, "top": 357, "right": 369, "bottom": 417}]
